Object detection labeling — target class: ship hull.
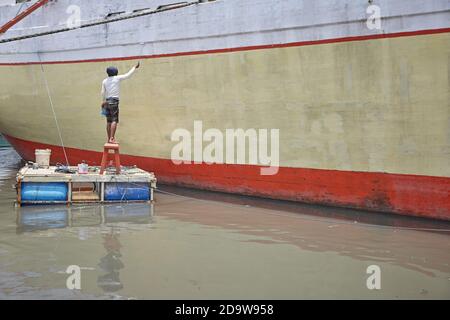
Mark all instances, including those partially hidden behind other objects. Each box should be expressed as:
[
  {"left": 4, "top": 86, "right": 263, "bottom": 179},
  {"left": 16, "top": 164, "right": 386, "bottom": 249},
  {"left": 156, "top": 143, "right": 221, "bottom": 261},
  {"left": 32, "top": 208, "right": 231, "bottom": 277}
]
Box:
[{"left": 0, "top": 0, "right": 449, "bottom": 219}]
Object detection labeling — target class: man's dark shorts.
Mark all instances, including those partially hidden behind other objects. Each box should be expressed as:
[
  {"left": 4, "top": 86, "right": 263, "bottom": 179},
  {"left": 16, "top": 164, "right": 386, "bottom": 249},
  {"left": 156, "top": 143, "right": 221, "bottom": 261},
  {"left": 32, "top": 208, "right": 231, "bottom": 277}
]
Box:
[{"left": 105, "top": 98, "right": 119, "bottom": 123}]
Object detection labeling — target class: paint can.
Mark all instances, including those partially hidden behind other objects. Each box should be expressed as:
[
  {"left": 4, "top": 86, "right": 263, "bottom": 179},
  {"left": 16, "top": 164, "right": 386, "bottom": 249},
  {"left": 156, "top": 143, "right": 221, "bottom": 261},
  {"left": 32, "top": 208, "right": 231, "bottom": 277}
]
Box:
[{"left": 35, "top": 149, "right": 51, "bottom": 168}]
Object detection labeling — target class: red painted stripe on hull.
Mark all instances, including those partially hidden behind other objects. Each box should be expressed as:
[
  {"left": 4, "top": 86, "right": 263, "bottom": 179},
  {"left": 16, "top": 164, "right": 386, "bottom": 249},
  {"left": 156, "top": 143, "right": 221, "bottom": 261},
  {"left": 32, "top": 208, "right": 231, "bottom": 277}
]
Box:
[
  {"left": 1, "top": 27, "right": 449, "bottom": 66},
  {"left": 3, "top": 134, "right": 449, "bottom": 220},
  {"left": 0, "top": 0, "right": 49, "bottom": 34}
]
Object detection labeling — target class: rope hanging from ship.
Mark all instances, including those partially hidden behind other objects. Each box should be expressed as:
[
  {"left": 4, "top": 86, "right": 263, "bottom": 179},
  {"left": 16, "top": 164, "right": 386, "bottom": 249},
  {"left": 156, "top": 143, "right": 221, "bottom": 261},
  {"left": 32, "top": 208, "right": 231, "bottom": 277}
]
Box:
[
  {"left": 38, "top": 55, "right": 70, "bottom": 166},
  {"left": 0, "top": 1, "right": 201, "bottom": 44}
]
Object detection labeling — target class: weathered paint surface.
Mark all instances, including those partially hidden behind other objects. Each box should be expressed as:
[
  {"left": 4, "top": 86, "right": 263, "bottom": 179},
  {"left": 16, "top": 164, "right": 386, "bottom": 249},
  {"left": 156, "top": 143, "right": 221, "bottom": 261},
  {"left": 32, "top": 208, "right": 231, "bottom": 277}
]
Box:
[
  {"left": 0, "top": 32, "right": 449, "bottom": 177},
  {"left": 0, "top": 0, "right": 449, "bottom": 218}
]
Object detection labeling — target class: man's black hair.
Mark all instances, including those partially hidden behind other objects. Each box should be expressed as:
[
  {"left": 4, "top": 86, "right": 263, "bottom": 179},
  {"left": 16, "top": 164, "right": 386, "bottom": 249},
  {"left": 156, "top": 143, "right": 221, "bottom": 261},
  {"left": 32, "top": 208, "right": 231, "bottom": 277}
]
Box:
[{"left": 107, "top": 66, "right": 118, "bottom": 77}]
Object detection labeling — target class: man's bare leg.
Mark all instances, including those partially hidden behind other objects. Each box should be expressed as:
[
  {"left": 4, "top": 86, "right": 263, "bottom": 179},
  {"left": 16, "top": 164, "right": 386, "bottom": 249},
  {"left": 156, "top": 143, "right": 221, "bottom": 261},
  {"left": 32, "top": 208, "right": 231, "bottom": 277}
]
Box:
[
  {"left": 110, "top": 121, "right": 117, "bottom": 143},
  {"left": 107, "top": 122, "right": 111, "bottom": 142}
]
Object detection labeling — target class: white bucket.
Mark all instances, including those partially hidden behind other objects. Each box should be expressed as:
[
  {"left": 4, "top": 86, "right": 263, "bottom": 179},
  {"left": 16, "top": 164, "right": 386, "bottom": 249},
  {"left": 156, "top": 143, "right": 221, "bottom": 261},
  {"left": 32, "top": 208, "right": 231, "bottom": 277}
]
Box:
[{"left": 35, "top": 149, "right": 51, "bottom": 167}]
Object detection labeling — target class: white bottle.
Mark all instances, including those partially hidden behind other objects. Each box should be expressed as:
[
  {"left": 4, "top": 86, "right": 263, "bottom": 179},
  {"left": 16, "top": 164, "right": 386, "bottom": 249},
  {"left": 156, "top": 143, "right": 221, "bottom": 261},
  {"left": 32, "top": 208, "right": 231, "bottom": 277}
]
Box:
[{"left": 78, "top": 161, "right": 88, "bottom": 174}]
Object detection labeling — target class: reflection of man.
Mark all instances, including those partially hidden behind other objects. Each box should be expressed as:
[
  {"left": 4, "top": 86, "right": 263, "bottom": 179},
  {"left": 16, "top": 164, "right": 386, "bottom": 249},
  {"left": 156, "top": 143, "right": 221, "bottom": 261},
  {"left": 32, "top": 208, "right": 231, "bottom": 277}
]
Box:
[{"left": 97, "top": 228, "right": 124, "bottom": 292}]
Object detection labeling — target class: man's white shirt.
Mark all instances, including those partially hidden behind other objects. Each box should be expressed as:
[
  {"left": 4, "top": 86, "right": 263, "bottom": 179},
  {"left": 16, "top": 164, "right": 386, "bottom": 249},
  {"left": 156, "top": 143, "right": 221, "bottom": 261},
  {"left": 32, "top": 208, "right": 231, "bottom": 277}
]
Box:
[{"left": 101, "top": 66, "right": 137, "bottom": 100}]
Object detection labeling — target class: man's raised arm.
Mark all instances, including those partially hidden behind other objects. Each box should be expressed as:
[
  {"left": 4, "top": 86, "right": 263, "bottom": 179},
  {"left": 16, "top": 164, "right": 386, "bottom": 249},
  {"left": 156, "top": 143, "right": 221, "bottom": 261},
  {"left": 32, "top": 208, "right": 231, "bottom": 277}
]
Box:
[{"left": 117, "top": 62, "right": 140, "bottom": 81}]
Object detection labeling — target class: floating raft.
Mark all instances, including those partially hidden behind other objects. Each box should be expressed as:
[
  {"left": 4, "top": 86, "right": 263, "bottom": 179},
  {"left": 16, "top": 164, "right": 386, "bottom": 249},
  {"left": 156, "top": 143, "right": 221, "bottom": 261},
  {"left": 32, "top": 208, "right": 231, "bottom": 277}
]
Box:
[{"left": 16, "top": 165, "right": 157, "bottom": 205}]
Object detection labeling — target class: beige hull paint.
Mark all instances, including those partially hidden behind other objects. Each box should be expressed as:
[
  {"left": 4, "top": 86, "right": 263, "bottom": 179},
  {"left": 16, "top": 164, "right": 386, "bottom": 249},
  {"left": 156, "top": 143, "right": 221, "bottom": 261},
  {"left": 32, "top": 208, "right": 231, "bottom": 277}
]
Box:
[{"left": 0, "top": 32, "right": 449, "bottom": 178}]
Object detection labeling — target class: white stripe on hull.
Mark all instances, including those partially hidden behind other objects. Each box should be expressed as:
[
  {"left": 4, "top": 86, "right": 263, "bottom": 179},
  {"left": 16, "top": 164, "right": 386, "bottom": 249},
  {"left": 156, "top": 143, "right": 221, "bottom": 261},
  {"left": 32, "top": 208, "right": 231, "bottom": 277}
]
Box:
[{"left": 0, "top": 0, "right": 449, "bottom": 63}]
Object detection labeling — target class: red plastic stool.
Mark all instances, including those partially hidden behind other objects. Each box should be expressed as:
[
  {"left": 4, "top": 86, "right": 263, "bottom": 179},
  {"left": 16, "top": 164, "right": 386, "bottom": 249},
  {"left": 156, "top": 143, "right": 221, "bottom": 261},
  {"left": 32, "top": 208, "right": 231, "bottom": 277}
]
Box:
[{"left": 100, "top": 143, "right": 121, "bottom": 174}]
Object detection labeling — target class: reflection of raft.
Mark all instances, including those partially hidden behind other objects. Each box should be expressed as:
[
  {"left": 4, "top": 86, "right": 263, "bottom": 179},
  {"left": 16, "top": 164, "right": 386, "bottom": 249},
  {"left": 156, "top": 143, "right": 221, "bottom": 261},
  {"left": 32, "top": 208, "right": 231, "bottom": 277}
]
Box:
[
  {"left": 16, "top": 165, "right": 157, "bottom": 205},
  {"left": 16, "top": 203, "right": 154, "bottom": 232},
  {"left": 18, "top": 206, "right": 68, "bottom": 232}
]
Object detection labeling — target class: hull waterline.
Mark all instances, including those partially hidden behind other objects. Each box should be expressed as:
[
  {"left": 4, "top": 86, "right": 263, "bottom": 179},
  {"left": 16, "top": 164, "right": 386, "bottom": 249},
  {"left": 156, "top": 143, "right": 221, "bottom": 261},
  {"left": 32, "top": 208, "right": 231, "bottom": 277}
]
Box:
[{"left": 4, "top": 134, "right": 449, "bottom": 220}]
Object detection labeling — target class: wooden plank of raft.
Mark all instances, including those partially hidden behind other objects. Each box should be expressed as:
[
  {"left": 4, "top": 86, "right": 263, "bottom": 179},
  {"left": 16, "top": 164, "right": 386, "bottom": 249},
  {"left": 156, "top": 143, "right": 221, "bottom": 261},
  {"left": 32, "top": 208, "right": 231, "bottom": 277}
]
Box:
[
  {"left": 17, "top": 178, "right": 21, "bottom": 206},
  {"left": 72, "top": 191, "right": 100, "bottom": 202}
]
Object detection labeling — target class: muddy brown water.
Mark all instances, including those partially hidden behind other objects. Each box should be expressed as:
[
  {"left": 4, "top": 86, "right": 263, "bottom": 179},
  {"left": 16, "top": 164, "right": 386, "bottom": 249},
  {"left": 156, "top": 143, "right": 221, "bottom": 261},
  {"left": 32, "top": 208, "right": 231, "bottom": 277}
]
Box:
[{"left": 0, "top": 148, "right": 449, "bottom": 299}]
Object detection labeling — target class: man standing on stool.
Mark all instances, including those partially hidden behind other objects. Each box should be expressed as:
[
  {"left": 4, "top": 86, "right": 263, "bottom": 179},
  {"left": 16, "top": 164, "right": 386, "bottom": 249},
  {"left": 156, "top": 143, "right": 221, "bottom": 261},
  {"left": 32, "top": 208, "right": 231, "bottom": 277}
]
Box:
[{"left": 101, "top": 62, "right": 140, "bottom": 144}]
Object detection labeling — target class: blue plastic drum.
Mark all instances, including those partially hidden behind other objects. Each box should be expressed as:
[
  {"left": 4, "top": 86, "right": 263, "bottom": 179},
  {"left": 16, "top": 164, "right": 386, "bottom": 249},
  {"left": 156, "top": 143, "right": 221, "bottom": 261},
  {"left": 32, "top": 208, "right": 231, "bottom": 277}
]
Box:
[
  {"left": 21, "top": 182, "right": 68, "bottom": 202},
  {"left": 104, "top": 183, "right": 150, "bottom": 201}
]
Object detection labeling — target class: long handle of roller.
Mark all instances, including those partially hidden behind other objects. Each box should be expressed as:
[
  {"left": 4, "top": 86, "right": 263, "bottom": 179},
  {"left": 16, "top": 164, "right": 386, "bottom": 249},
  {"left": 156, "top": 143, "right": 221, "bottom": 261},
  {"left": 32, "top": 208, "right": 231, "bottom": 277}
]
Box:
[{"left": 0, "top": 0, "right": 49, "bottom": 34}]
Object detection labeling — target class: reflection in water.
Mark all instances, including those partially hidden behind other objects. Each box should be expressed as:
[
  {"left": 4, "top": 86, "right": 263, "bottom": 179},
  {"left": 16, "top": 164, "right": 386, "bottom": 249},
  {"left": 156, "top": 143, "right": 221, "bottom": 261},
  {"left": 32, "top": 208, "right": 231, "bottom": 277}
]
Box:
[
  {"left": 160, "top": 185, "right": 450, "bottom": 232},
  {"left": 16, "top": 203, "right": 154, "bottom": 233},
  {"left": 16, "top": 206, "right": 68, "bottom": 233},
  {"left": 15, "top": 203, "right": 153, "bottom": 294},
  {"left": 1, "top": 148, "right": 449, "bottom": 299},
  {"left": 98, "top": 227, "right": 124, "bottom": 292},
  {"left": 154, "top": 189, "right": 450, "bottom": 279}
]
